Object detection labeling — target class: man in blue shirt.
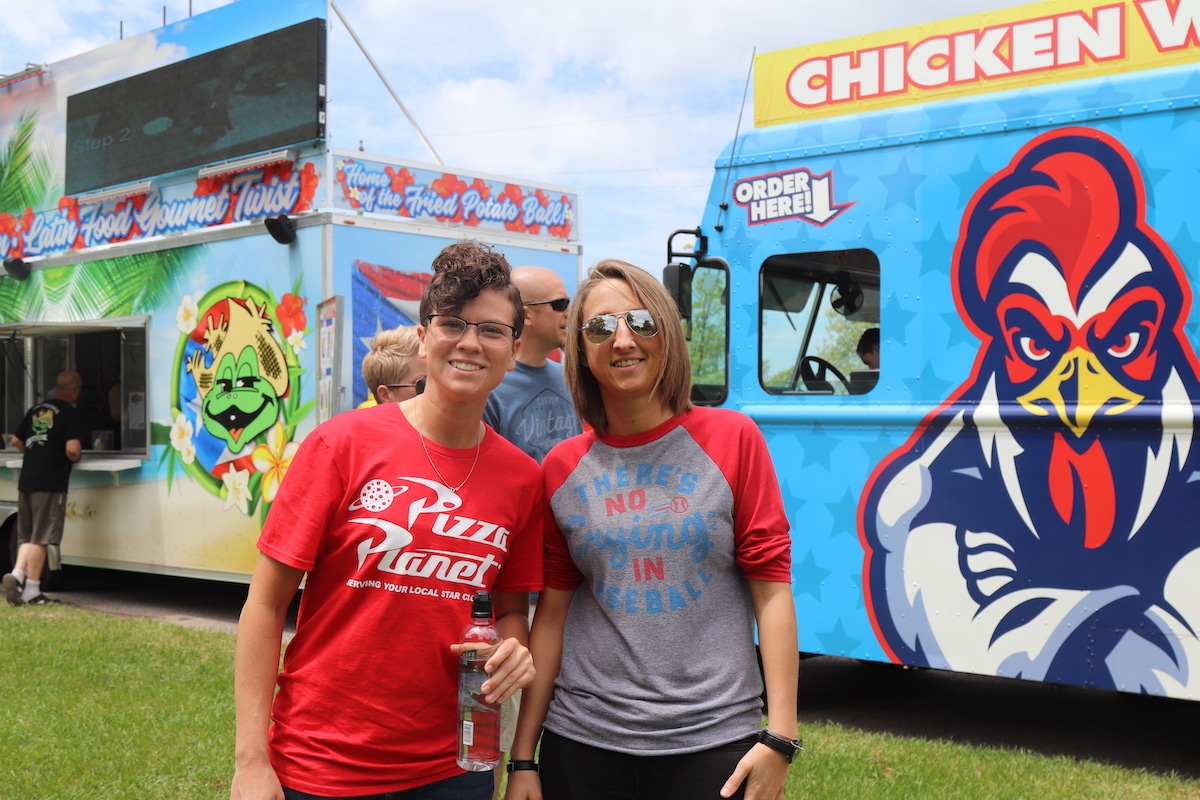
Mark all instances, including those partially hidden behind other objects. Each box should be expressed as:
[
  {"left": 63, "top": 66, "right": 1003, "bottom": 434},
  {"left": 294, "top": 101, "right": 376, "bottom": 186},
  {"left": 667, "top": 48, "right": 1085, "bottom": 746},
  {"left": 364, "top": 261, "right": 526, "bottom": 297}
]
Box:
[{"left": 484, "top": 266, "right": 582, "bottom": 463}]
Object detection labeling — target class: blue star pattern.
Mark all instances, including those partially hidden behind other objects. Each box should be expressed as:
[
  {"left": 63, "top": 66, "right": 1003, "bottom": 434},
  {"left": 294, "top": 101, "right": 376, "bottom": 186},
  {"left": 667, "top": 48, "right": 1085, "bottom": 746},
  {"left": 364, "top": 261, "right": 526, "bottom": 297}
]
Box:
[{"left": 693, "top": 54, "right": 1200, "bottom": 676}]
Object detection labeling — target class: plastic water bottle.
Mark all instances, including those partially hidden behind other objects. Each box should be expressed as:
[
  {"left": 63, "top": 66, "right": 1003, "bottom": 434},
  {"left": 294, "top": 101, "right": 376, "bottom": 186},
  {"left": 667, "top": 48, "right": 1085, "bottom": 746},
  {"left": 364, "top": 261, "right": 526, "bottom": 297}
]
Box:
[{"left": 457, "top": 590, "right": 501, "bottom": 771}]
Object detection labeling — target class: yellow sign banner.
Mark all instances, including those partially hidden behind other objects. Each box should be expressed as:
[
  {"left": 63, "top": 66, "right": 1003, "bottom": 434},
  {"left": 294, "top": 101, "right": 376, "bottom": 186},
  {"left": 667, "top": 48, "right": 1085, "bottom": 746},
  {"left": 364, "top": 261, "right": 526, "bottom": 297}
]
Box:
[{"left": 755, "top": 0, "right": 1200, "bottom": 127}]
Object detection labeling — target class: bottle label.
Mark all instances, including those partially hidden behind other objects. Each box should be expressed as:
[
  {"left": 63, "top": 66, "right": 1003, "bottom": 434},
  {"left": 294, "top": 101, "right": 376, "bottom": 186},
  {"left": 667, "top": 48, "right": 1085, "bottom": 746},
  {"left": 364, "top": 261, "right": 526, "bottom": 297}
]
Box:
[
  {"left": 461, "top": 668, "right": 487, "bottom": 708},
  {"left": 461, "top": 719, "right": 475, "bottom": 746}
]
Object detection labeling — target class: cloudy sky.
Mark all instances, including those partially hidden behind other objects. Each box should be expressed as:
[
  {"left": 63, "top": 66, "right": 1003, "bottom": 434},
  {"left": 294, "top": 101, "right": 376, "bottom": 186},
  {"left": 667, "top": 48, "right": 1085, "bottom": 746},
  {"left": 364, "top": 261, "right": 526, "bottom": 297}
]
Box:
[{"left": 0, "top": 0, "right": 1027, "bottom": 275}]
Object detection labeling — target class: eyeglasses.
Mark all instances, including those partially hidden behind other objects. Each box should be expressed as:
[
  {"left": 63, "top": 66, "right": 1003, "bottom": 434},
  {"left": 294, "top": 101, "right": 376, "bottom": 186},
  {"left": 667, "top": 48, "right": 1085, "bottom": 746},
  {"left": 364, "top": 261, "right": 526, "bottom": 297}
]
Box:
[
  {"left": 384, "top": 377, "right": 426, "bottom": 394},
  {"left": 425, "top": 314, "right": 516, "bottom": 345},
  {"left": 524, "top": 298, "right": 570, "bottom": 312},
  {"left": 582, "top": 309, "right": 659, "bottom": 345}
]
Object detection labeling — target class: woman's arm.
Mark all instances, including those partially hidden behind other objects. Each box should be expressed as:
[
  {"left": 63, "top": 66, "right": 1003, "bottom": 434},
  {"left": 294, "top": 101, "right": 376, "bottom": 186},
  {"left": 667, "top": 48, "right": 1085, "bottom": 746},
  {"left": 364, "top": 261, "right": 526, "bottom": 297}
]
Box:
[
  {"left": 721, "top": 579, "right": 799, "bottom": 800},
  {"left": 503, "top": 587, "right": 573, "bottom": 800},
  {"left": 229, "top": 553, "right": 304, "bottom": 800}
]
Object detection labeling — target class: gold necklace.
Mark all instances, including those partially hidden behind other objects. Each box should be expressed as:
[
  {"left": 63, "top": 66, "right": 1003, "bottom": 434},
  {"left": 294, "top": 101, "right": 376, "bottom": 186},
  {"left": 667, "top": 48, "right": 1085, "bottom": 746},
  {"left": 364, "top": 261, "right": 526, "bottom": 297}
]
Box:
[{"left": 415, "top": 397, "right": 482, "bottom": 493}]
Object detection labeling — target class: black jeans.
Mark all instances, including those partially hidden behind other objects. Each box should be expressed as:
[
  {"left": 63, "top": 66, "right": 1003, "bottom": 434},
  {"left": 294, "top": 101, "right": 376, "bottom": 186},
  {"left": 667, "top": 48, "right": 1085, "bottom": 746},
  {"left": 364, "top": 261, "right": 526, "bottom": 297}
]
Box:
[
  {"left": 538, "top": 729, "right": 756, "bottom": 800},
  {"left": 282, "top": 769, "right": 492, "bottom": 800}
]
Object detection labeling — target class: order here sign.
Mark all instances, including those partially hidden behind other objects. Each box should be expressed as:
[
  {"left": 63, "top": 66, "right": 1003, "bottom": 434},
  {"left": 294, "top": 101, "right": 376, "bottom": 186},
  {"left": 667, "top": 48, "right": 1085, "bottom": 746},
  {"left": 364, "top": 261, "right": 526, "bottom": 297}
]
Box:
[{"left": 754, "top": 0, "right": 1200, "bottom": 127}]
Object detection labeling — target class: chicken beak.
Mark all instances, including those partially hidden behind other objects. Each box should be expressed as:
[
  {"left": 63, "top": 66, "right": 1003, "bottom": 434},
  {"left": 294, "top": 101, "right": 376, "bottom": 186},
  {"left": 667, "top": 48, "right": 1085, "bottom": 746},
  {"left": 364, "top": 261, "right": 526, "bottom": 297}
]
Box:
[{"left": 1016, "top": 347, "right": 1143, "bottom": 438}]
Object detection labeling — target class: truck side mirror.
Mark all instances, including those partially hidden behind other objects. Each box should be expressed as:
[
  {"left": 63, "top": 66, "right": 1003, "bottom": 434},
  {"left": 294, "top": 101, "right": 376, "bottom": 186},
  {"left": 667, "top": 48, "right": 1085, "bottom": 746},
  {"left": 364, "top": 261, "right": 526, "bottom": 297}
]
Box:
[{"left": 663, "top": 262, "right": 693, "bottom": 321}]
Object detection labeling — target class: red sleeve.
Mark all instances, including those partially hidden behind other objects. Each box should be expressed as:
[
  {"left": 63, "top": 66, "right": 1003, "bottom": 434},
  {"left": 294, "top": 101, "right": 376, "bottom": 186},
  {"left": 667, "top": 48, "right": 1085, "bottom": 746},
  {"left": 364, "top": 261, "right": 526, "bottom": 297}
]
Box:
[
  {"left": 492, "top": 469, "right": 545, "bottom": 593},
  {"left": 686, "top": 409, "right": 792, "bottom": 583},
  {"left": 540, "top": 436, "right": 590, "bottom": 591},
  {"left": 258, "top": 426, "right": 344, "bottom": 572}
]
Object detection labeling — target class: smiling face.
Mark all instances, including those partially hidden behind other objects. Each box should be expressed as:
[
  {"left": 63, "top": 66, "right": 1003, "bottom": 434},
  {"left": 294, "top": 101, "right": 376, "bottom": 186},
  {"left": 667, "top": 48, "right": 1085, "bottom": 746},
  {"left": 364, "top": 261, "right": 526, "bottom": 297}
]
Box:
[
  {"left": 201, "top": 345, "right": 281, "bottom": 450},
  {"left": 418, "top": 288, "right": 519, "bottom": 403},
  {"left": 579, "top": 278, "right": 665, "bottom": 405}
]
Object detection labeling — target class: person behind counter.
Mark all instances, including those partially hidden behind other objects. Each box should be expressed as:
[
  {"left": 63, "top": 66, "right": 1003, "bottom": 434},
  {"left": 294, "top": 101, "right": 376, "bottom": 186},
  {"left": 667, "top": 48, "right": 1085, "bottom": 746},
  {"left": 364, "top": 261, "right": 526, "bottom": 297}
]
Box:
[{"left": 4, "top": 371, "right": 86, "bottom": 607}]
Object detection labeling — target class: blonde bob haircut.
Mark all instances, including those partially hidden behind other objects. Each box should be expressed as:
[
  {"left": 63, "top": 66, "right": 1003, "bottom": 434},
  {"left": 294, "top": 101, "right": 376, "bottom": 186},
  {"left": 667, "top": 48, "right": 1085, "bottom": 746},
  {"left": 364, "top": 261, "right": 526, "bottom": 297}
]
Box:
[{"left": 564, "top": 259, "right": 693, "bottom": 433}]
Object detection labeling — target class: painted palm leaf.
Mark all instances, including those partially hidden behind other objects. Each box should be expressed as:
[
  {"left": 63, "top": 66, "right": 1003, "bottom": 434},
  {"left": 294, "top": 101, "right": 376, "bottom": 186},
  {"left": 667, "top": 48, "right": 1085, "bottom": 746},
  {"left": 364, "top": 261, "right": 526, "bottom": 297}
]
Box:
[
  {"left": 0, "top": 110, "right": 53, "bottom": 214},
  {"left": 0, "top": 247, "right": 195, "bottom": 323}
]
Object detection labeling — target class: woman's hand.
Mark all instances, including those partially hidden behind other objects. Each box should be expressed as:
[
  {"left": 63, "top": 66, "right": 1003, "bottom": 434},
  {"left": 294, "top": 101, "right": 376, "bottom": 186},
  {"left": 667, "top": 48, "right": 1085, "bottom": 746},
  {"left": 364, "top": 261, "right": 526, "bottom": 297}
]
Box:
[
  {"left": 449, "top": 637, "right": 535, "bottom": 704},
  {"left": 721, "top": 742, "right": 790, "bottom": 800},
  {"left": 229, "top": 758, "right": 284, "bottom": 800},
  {"left": 502, "top": 768, "right": 543, "bottom": 800}
]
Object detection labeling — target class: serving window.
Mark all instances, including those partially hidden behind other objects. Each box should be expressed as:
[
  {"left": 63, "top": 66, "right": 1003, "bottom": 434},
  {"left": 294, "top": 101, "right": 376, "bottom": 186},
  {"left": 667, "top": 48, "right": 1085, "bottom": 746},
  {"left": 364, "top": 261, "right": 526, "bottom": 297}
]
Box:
[{"left": 0, "top": 316, "right": 148, "bottom": 455}]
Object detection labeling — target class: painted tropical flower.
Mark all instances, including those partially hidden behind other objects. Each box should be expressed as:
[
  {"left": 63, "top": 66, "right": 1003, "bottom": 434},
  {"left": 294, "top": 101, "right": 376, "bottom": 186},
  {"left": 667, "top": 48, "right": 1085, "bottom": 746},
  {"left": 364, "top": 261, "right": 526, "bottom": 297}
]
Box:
[
  {"left": 170, "top": 412, "right": 196, "bottom": 465},
  {"left": 251, "top": 421, "right": 300, "bottom": 504},
  {"left": 287, "top": 329, "right": 306, "bottom": 351},
  {"left": 222, "top": 467, "right": 252, "bottom": 515},
  {"left": 276, "top": 293, "right": 307, "bottom": 337},
  {"left": 177, "top": 295, "right": 199, "bottom": 334}
]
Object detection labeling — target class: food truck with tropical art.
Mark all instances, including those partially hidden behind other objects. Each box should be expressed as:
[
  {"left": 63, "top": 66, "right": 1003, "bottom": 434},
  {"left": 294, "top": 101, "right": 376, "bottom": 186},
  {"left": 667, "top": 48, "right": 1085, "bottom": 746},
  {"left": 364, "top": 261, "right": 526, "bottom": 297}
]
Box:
[
  {"left": 664, "top": 0, "right": 1200, "bottom": 700},
  {"left": 0, "top": 0, "right": 580, "bottom": 585}
]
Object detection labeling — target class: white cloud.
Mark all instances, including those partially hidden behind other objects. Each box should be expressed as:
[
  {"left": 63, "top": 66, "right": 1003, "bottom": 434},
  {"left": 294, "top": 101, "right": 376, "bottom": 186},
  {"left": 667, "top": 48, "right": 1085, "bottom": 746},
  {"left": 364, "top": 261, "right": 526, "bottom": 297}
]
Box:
[{"left": 2, "top": 0, "right": 1026, "bottom": 272}]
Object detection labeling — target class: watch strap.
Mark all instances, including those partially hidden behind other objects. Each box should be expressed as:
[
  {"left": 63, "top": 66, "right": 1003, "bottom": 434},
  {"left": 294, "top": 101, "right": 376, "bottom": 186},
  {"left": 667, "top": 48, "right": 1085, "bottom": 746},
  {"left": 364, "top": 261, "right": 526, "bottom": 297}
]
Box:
[
  {"left": 506, "top": 759, "right": 539, "bottom": 774},
  {"left": 757, "top": 728, "right": 803, "bottom": 763}
]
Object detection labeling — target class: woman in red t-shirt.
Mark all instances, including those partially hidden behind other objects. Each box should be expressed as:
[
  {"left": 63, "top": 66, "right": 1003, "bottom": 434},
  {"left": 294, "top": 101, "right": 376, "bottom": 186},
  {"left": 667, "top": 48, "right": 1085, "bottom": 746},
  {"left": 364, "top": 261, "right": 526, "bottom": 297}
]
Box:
[{"left": 231, "top": 241, "right": 544, "bottom": 800}]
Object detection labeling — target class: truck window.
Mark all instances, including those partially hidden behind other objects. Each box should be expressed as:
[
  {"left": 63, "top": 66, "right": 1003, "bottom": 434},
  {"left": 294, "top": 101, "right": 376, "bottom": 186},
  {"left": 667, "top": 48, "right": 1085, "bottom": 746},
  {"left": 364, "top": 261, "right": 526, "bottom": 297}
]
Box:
[
  {"left": 759, "top": 249, "right": 880, "bottom": 395},
  {"left": 0, "top": 318, "right": 148, "bottom": 455},
  {"left": 686, "top": 261, "right": 729, "bottom": 405}
]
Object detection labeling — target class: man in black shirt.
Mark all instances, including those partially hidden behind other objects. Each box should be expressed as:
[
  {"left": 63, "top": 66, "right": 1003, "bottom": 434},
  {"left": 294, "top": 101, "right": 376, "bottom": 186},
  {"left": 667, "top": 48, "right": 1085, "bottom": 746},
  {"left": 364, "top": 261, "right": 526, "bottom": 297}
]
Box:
[{"left": 4, "top": 371, "right": 85, "bottom": 606}]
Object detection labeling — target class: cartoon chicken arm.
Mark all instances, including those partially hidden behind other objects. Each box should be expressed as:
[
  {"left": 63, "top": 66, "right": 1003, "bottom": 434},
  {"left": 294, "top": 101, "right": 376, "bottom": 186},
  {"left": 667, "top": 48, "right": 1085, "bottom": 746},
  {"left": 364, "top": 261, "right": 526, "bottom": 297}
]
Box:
[{"left": 869, "top": 415, "right": 1137, "bottom": 680}]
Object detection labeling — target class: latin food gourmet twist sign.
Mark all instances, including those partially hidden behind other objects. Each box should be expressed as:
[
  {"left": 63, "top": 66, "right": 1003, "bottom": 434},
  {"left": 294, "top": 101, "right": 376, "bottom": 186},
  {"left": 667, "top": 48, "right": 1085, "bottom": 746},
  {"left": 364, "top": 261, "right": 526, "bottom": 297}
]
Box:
[{"left": 754, "top": 0, "right": 1200, "bottom": 127}]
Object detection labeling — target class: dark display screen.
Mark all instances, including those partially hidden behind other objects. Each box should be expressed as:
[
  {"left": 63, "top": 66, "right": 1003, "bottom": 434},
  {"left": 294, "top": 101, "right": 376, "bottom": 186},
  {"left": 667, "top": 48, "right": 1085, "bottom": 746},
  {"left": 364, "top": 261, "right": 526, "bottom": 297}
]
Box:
[{"left": 65, "top": 18, "right": 326, "bottom": 195}]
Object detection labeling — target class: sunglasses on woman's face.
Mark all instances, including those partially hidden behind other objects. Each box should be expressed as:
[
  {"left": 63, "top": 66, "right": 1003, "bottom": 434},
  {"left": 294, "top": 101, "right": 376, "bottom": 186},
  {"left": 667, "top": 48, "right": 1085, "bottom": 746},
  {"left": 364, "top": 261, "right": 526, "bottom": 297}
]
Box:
[{"left": 582, "top": 309, "right": 659, "bottom": 345}]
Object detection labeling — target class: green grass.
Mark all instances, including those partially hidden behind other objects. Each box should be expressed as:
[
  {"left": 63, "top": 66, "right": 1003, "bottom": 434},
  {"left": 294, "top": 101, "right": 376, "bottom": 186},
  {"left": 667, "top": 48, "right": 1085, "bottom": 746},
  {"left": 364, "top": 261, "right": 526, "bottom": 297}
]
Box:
[
  {"left": 2, "top": 603, "right": 1198, "bottom": 800},
  {"left": 0, "top": 603, "right": 235, "bottom": 800},
  {"left": 783, "top": 725, "right": 1200, "bottom": 800}
]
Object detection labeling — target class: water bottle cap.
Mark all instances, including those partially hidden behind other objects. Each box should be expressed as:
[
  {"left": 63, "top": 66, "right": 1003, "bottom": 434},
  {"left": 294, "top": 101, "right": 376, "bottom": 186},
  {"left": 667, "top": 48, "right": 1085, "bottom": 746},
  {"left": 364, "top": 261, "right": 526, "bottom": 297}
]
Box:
[{"left": 472, "top": 591, "right": 492, "bottom": 618}]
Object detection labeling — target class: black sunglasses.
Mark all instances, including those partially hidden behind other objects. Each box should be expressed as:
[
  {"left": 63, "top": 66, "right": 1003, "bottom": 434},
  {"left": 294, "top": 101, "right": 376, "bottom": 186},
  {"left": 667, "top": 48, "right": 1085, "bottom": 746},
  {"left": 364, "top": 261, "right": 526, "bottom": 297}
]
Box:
[
  {"left": 524, "top": 298, "right": 570, "bottom": 312},
  {"left": 385, "top": 377, "right": 426, "bottom": 394},
  {"left": 582, "top": 309, "right": 659, "bottom": 345}
]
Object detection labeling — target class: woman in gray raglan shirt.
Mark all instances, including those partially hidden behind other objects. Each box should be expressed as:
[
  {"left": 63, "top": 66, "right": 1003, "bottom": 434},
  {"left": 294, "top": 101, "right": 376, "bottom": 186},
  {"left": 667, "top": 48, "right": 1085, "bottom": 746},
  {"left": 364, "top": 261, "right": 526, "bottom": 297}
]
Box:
[{"left": 505, "top": 260, "right": 799, "bottom": 800}]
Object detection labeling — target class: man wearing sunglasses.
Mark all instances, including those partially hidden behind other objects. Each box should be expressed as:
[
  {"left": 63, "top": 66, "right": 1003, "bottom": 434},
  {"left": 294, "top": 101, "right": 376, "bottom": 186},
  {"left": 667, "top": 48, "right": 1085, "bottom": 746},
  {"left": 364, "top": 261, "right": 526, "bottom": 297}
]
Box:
[{"left": 484, "top": 266, "right": 582, "bottom": 465}]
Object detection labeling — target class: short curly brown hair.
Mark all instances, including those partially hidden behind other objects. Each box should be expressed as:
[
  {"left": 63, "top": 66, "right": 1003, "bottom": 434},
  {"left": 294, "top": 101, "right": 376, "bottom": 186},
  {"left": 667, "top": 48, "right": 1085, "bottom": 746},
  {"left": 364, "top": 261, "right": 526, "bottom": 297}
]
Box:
[{"left": 419, "top": 240, "right": 524, "bottom": 337}]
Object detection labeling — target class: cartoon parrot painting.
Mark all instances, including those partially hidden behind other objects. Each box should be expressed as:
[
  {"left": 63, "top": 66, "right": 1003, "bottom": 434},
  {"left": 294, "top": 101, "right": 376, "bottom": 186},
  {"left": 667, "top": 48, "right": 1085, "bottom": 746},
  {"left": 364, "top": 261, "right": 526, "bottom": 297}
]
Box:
[
  {"left": 859, "top": 128, "right": 1200, "bottom": 698},
  {"left": 186, "top": 296, "right": 289, "bottom": 454}
]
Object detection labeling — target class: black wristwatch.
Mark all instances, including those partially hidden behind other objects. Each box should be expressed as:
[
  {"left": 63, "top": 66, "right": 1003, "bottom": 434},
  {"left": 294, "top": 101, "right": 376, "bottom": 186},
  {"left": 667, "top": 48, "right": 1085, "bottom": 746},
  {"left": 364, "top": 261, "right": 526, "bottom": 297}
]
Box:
[
  {"left": 506, "top": 759, "right": 539, "bottom": 774},
  {"left": 757, "top": 728, "right": 803, "bottom": 763}
]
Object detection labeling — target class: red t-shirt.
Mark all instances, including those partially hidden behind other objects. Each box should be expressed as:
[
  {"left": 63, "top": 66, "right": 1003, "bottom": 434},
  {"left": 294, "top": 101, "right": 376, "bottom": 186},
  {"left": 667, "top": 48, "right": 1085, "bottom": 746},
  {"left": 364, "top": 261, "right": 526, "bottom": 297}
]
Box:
[{"left": 258, "top": 402, "right": 544, "bottom": 795}]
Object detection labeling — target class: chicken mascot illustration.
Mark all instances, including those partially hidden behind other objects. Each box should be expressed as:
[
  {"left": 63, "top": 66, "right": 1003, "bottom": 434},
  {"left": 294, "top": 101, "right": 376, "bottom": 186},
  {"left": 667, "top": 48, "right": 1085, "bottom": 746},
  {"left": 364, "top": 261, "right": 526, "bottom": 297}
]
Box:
[
  {"left": 186, "top": 297, "right": 289, "bottom": 454},
  {"left": 860, "top": 128, "right": 1200, "bottom": 698}
]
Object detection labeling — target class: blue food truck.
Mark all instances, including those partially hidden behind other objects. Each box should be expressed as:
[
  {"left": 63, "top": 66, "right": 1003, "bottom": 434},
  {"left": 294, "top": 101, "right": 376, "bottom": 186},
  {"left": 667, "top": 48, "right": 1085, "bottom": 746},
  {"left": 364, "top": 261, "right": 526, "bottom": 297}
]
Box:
[{"left": 665, "top": 0, "right": 1200, "bottom": 700}]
